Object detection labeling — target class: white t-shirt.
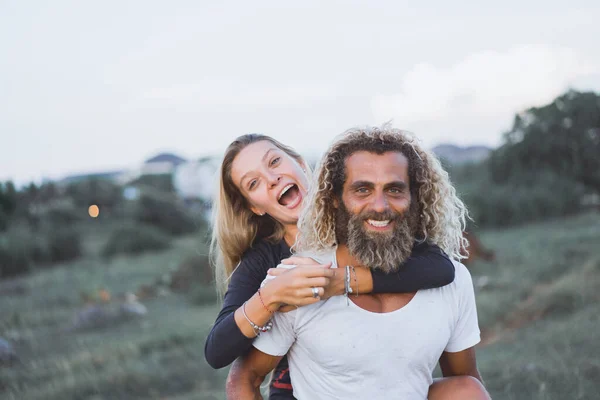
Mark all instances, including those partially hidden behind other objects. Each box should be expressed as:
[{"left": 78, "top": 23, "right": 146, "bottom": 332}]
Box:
[{"left": 253, "top": 249, "right": 481, "bottom": 400}]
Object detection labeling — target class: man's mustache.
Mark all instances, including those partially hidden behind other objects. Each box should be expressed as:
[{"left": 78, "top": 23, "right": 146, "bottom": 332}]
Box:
[{"left": 357, "top": 209, "right": 404, "bottom": 222}]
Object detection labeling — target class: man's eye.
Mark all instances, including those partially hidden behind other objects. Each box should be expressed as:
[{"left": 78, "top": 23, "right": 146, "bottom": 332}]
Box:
[
  {"left": 356, "top": 188, "right": 369, "bottom": 194},
  {"left": 270, "top": 157, "right": 281, "bottom": 166}
]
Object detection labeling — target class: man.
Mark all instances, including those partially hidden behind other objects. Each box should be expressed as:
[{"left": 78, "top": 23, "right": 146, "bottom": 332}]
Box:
[{"left": 227, "top": 126, "right": 490, "bottom": 399}]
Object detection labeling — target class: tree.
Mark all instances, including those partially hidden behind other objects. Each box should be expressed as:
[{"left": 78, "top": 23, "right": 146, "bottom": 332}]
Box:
[
  {"left": 489, "top": 90, "right": 600, "bottom": 192},
  {"left": 0, "top": 181, "right": 18, "bottom": 231}
]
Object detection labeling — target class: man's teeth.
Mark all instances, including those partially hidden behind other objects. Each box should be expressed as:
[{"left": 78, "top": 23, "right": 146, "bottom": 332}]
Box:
[
  {"left": 278, "top": 184, "right": 294, "bottom": 200},
  {"left": 367, "top": 220, "right": 390, "bottom": 227}
]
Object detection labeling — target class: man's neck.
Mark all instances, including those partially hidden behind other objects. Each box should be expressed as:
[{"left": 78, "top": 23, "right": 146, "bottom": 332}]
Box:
[
  {"left": 335, "top": 243, "right": 417, "bottom": 313},
  {"left": 335, "top": 244, "right": 360, "bottom": 269}
]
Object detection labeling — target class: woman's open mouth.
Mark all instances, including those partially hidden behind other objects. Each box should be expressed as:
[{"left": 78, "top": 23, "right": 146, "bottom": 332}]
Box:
[{"left": 278, "top": 184, "right": 302, "bottom": 209}]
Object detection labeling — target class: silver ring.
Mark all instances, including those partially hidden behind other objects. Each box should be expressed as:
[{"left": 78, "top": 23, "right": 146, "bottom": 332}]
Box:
[{"left": 311, "top": 287, "right": 319, "bottom": 298}]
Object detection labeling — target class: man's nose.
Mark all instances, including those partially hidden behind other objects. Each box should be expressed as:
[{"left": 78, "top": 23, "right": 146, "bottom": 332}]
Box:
[{"left": 371, "top": 191, "right": 389, "bottom": 213}]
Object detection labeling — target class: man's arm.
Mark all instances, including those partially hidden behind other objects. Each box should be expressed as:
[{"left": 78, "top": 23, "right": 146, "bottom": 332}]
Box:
[
  {"left": 226, "top": 347, "right": 283, "bottom": 400},
  {"left": 438, "top": 346, "right": 483, "bottom": 383}
]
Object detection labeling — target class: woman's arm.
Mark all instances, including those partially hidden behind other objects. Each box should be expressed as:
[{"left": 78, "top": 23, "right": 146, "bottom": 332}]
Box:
[
  {"left": 279, "top": 242, "right": 455, "bottom": 298},
  {"left": 204, "top": 259, "right": 270, "bottom": 369},
  {"left": 369, "top": 242, "right": 455, "bottom": 293},
  {"left": 204, "top": 244, "right": 334, "bottom": 369}
]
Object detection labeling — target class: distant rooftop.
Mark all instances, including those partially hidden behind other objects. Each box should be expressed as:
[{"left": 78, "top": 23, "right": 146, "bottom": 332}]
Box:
[{"left": 144, "top": 153, "right": 187, "bottom": 166}]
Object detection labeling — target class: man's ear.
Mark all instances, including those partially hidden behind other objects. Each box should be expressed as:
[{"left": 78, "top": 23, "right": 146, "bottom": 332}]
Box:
[{"left": 333, "top": 198, "right": 339, "bottom": 209}]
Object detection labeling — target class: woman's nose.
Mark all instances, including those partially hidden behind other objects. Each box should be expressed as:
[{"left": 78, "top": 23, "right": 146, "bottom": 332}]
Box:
[{"left": 268, "top": 174, "right": 281, "bottom": 187}]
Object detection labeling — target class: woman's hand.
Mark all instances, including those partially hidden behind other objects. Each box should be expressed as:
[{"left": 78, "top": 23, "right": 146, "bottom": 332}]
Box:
[
  {"left": 262, "top": 256, "right": 345, "bottom": 313},
  {"left": 260, "top": 257, "right": 335, "bottom": 311},
  {"left": 280, "top": 256, "right": 346, "bottom": 300}
]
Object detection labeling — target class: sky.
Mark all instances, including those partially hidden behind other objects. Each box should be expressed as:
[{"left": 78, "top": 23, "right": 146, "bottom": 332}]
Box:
[{"left": 2, "top": 0, "right": 600, "bottom": 185}]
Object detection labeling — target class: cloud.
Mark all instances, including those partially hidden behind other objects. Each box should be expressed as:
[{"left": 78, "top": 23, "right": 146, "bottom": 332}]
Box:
[{"left": 371, "top": 45, "right": 599, "bottom": 144}]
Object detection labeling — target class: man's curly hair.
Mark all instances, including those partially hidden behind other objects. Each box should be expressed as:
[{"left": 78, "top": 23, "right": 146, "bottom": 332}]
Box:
[{"left": 296, "top": 125, "right": 469, "bottom": 261}]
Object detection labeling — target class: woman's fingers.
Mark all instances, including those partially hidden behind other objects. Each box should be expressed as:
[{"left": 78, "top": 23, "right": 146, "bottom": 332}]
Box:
[
  {"left": 267, "top": 268, "right": 287, "bottom": 276},
  {"left": 278, "top": 305, "right": 298, "bottom": 313},
  {"left": 278, "top": 286, "right": 325, "bottom": 306},
  {"left": 281, "top": 257, "right": 333, "bottom": 268},
  {"left": 281, "top": 256, "right": 317, "bottom": 265},
  {"left": 288, "top": 295, "right": 322, "bottom": 307},
  {"left": 297, "top": 297, "right": 321, "bottom": 306},
  {"left": 298, "top": 286, "right": 324, "bottom": 299},
  {"left": 306, "top": 276, "right": 330, "bottom": 288},
  {"left": 296, "top": 266, "right": 335, "bottom": 278},
  {"left": 268, "top": 265, "right": 335, "bottom": 278}
]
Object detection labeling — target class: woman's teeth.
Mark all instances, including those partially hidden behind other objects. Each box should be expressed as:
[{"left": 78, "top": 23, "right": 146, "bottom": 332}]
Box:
[
  {"left": 367, "top": 220, "right": 390, "bottom": 227},
  {"left": 278, "top": 184, "right": 295, "bottom": 201}
]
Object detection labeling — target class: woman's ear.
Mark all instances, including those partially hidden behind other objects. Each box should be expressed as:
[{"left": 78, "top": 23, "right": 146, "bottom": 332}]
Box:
[
  {"left": 250, "top": 206, "right": 265, "bottom": 216},
  {"left": 300, "top": 160, "right": 308, "bottom": 174}
]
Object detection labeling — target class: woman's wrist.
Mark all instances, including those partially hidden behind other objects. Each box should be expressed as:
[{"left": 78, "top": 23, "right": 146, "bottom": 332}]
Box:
[
  {"left": 234, "top": 292, "right": 278, "bottom": 339},
  {"left": 259, "top": 283, "right": 282, "bottom": 312},
  {"left": 331, "top": 268, "right": 346, "bottom": 296}
]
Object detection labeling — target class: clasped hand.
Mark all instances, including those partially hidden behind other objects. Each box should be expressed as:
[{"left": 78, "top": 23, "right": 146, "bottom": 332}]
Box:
[{"left": 263, "top": 256, "right": 344, "bottom": 312}]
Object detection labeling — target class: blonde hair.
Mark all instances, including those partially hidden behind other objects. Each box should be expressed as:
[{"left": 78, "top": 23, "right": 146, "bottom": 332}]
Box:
[
  {"left": 296, "top": 125, "right": 469, "bottom": 261},
  {"left": 210, "top": 134, "right": 305, "bottom": 297}
]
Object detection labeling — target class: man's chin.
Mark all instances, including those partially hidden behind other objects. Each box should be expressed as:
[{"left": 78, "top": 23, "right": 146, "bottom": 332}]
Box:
[
  {"left": 363, "top": 226, "right": 395, "bottom": 237},
  {"left": 349, "top": 224, "right": 415, "bottom": 273}
]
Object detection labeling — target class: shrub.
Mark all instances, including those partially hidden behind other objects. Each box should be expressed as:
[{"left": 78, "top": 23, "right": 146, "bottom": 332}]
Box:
[
  {"left": 459, "top": 175, "right": 584, "bottom": 228},
  {"left": 0, "top": 235, "right": 33, "bottom": 278},
  {"left": 44, "top": 203, "right": 83, "bottom": 225},
  {"left": 0, "top": 208, "right": 8, "bottom": 232},
  {"left": 102, "top": 224, "right": 171, "bottom": 258},
  {"left": 168, "top": 253, "right": 216, "bottom": 305},
  {"left": 450, "top": 161, "right": 585, "bottom": 228},
  {"left": 0, "top": 226, "right": 83, "bottom": 277},
  {"left": 134, "top": 191, "right": 203, "bottom": 236},
  {"left": 188, "top": 284, "right": 218, "bottom": 305},
  {"left": 45, "top": 227, "right": 83, "bottom": 264}
]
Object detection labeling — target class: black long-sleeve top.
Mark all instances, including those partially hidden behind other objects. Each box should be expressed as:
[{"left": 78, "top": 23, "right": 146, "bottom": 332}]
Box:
[{"left": 204, "top": 239, "right": 455, "bottom": 399}]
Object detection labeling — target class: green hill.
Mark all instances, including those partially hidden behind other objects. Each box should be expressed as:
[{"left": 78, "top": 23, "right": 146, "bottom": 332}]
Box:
[{"left": 1, "top": 212, "right": 599, "bottom": 399}]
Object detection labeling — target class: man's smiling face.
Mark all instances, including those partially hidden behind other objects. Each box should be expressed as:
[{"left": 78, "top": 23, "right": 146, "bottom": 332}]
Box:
[{"left": 336, "top": 151, "right": 417, "bottom": 272}]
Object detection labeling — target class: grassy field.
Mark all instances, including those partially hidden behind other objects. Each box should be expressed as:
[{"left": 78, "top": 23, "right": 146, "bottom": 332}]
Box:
[{"left": 1, "top": 212, "right": 599, "bottom": 399}]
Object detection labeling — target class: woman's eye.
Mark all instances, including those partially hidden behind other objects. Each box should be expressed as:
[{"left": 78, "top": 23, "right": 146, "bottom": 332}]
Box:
[
  {"left": 270, "top": 157, "right": 281, "bottom": 166},
  {"left": 249, "top": 180, "right": 258, "bottom": 190}
]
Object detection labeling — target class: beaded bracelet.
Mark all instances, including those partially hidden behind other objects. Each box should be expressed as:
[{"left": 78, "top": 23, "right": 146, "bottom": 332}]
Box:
[
  {"left": 242, "top": 301, "right": 273, "bottom": 336},
  {"left": 257, "top": 288, "right": 275, "bottom": 314},
  {"left": 350, "top": 265, "right": 358, "bottom": 297}
]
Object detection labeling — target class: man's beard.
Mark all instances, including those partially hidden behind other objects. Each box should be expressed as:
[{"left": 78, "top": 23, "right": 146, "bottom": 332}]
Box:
[{"left": 335, "top": 200, "right": 418, "bottom": 273}]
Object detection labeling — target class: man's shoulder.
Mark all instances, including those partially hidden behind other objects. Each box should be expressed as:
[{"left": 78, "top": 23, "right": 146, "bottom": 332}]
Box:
[
  {"left": 452, "top": 260, "right": 472, "bottom": 281},
  {"left": 448, "top": 260, "right": 475, "bottom": 292},
  {"left": 293, "top": 247, "right": 337, "bottom": 265}
]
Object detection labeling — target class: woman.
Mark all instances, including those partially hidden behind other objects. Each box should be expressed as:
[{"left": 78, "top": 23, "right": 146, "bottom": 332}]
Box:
[{"left": 204, "top": 134, "right": 458, "bottom": 398}]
